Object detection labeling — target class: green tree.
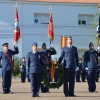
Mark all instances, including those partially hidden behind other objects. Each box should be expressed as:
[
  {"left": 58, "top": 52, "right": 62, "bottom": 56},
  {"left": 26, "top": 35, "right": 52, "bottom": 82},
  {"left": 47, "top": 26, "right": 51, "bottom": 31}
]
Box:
[
  {"left": 92, "top": 14, "right": 99, "bottom": 28},
  {"left": 13, "top": 57, "right": 21, "bottom": 76}
]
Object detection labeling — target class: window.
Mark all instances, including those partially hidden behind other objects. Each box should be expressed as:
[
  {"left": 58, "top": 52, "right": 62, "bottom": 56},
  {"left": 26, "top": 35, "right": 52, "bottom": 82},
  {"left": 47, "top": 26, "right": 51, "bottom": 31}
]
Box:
[
  {"left": 78, "top": 15, "right": 87, "bottom": 25},
  {"left": 34, "top": 13, "right": 49, "bottom": 24},
  {"left": 78, "top": 14, "right": 94, "bottom": 25},
  {"left": 78, "top": 20, "right": 86, "bottom": 25}
]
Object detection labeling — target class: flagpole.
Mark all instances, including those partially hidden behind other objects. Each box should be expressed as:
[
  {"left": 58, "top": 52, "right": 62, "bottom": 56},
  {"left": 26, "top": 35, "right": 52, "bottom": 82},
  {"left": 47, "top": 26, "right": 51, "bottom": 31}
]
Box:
[
  {"left": 13, "top": 3, "right": 18, "bottom": 71},
  {"left": 49, "top": 5, "right": 52, "bottom": 63}
]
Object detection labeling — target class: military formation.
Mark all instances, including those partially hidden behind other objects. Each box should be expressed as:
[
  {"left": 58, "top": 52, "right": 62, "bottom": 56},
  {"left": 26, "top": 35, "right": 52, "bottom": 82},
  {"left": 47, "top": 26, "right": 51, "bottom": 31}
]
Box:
[{"left": 0, "top": 36, "right": 100, "bottom": 97}]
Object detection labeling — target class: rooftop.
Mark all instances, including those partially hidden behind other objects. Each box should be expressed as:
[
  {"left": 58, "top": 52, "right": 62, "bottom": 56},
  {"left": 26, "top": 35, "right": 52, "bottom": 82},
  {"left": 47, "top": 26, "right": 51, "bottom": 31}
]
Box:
[{"left": 15, "top": 0, "right": 100, "bottom": 4}]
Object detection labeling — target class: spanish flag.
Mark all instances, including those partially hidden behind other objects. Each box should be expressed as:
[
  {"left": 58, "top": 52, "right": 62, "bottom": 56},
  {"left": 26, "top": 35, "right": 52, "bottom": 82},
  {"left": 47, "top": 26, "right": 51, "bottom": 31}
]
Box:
[
  {"left": 48, "top": 12, "right": 54, "bottom": 42},
  {"left": 60, "top": 36, "right": 67, "bottom": 49},
  {"left": 14, "top": 6, "right": 20, "bottom": 45}
]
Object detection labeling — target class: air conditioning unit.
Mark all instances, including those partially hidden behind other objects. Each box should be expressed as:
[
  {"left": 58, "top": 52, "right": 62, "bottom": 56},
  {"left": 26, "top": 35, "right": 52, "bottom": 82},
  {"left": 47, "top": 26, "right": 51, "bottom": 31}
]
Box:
[{"left": 34, "top": 18, "right": 41, "bottom": 24}]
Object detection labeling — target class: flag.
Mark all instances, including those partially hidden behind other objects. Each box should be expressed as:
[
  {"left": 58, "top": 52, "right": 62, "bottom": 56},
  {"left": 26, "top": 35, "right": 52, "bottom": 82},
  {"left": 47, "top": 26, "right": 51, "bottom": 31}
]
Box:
[
  {"left": 60, "top": 36, "right": 67, "bottom": 49},
  {"left": 14, "top": 7, "right": 20, "bottom": 45},
  {"left": 48, "top": 12, "right": 54, "bottom": 42}
]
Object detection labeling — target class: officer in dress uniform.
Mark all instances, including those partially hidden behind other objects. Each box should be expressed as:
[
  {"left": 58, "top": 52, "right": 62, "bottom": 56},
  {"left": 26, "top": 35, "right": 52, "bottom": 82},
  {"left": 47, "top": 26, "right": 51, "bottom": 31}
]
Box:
[
  {"left": 76, "top": 58, "right": 82, "bottom": 82},
  {"left": 58, "top": 36, "right": 78, "bottom": 97},
  {"left": 26, "top": 42, "right": 44, "bottom": 97},
  {"left": 0, "top": 43, "right": 19, "bottom": 94},
  {"left": 41, "top": 42, "right": 57, "bottom": 93},
  {"left": 84, "top": 42, "right": 100, "bottom": 92},
  {"left": 19, "top": 57, "right": 26, "bottom": 83}
]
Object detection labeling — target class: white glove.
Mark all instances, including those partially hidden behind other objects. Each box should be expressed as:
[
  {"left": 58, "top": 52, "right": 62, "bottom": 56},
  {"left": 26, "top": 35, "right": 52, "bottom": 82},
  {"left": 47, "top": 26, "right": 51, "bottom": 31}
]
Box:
[
  {"left": 76, "top": 67, "right": 79, "bottom": 71},
  {"left": 46, "top": 67, "right": 49, "bottom": 70},
  {"left": 50, "top": 44, "right": 53, "bottom": 48},
  {"left": 20, "top": 66, "right": 22, "bottom": 68},
  {"left": 56, "top": 66, "right": 58, "bottom": 68},
  {"left": 99, "top": 69, "right": 100, "bottom": 70},
  {"left": 85, "top": 67, "right": 88, "bottom": 70},
  {"left": 97, "top": 46, "right": 100, "bottom": 51}
]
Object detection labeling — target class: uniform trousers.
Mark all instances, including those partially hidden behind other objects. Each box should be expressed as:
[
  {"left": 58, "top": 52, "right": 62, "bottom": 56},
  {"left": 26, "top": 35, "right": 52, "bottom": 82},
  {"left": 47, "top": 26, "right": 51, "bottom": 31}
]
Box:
[
  {"left": 87, "top": 70, "right": 96, "bottom": 92},
  {"left": 2, "top": 70, "right": 12, "bottom": 92},
  {"left": 64, "top": 68, "right": 75, "bottom": 96},
  {"left": 30, "top": 73, "right": 41, "bottom": 96}
]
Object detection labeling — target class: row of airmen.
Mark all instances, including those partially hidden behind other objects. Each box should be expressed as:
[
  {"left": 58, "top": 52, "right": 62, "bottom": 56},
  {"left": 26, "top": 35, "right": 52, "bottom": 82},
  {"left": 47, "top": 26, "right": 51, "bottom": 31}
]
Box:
[
  {"left": 0, "top": 36, "right": 100, "bottom": 97},
  {"left": 0, "top": 56, "right": 100, "bottom": 84},
  {"left": 19, "top": 57, "right": 100, "bottom": 84},
  {"left": 76, "top": 58, "right": 100, "bottom": 82}
]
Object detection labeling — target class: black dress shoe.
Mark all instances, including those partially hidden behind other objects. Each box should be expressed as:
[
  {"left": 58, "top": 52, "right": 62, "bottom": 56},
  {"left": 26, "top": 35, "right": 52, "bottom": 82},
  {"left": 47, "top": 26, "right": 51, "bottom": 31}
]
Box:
[
  {"left": 32, "top": 95, "right": 35, "bottom": 97},
  {"left": 89, "top": 91, "right": 94, "bottom": 93},
  {"left": 3, "top": 91, "right": 10, "bottom": 94},
  {"left": 69, "top": 94, "right": 76, "bottom": 97},
  {"left": 96, "top": 80, "right": 99, "bottom": 82},
  {"left": 35, "top": 95, "right": 40, "bottom": 97},
  {"left": 89, "top": 90, "right": 97, "bottom": 93},
  {"left": 94, "top": 91, "right": 97, "bottom": 92},
  {"left": 9, "top": 90, "right": 13, "bottom": 93},
  {"left": 65, "top": 95, "right": 68, "bottom": 97},
  {"left": 3, "top": 91, "right": 7, "bottom": 94},
  {"left": 82, "top": 81, "right": 86, "bottom": 82}
]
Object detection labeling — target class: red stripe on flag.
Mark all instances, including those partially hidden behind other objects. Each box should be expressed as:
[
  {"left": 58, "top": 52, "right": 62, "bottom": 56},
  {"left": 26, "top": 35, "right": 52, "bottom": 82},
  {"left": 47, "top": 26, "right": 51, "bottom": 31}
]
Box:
[
  {"left": 14, "top": 7, "right": 20, "bottom": 45},
  {"left": 60, "top": 36, "right": 62, "bottom": 49},
  {"left": 48, "top": 12, "right": 54, "bottom": 42}
]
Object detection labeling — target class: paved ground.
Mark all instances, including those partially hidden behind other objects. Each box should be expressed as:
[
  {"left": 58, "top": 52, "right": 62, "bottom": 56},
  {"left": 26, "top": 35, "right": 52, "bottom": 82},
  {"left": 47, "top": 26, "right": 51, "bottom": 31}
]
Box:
[{"left": 0, "top": 78, "right": 100, "bottom": 100}]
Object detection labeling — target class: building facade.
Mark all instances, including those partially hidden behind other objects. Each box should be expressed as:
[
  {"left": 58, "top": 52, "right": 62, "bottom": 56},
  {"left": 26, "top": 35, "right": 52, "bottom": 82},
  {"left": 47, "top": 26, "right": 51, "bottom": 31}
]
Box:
[{"left": 0, "top": 0, "right": 99, "bottom": 59}]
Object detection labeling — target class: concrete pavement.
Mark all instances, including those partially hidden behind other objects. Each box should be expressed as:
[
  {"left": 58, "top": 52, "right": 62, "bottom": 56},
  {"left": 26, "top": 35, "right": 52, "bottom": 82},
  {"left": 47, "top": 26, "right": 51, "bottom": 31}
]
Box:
[{"left": 0, "top": 78, "right": 100, "bottom": 100}]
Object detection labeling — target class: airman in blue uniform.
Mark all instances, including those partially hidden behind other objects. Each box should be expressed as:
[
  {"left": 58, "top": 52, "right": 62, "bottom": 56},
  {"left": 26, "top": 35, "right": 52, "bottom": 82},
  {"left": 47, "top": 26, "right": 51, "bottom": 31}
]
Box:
[
  {"left": 58, "top": 36, "right": 78, "bottom": 97},
  {"left": 41, "top": 42, "right": 57, "bottom": 93},
  {"left": 26, "top": 42, "right": 44, "bottom": 97},
  {"left": 19, "top": 57, "right": 26, "bottom": 83},
  {"left": 0, "top": 43, "right": 19, "bottom": 94},
  {"left": 84, "top": 42, "right": 100, "bottom": 92}
]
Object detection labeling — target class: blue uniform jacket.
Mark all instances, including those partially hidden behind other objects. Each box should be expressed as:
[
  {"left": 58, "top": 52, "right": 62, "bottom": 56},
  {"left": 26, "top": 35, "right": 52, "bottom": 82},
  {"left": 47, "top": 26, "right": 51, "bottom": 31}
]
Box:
[
  {"left": 58, "top": 46, "right": 78, "bottom": 68},
  {"left": 42, "top": 47, "right": 57, "bottom": 64},
  {"left": 0, "top": 47, "right": 19, "bottom": 71},
  {"left": 26, "top": 51, "right": 44, "bottom": 73},
  {"left": 84, "top": 50, "right": 100, "bottom": 70},
  {"left": 19, "top": 62, "right": 26, "bottom": 72}
]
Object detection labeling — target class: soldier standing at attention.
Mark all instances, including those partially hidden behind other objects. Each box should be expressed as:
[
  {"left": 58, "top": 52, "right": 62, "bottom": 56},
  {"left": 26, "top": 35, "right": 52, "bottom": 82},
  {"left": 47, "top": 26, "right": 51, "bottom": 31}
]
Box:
[
  {"left": 41, "top": 42, "right": 57, "bottom": 93},
  {"left": 84, "top": 42, "right": 100, "bottom": 92},
  {"left": 58, "top": 36, "right": 79, "bottom": 97},
  {"left": 26, "top": 42, "right": 44, "bottom": 97},
  {"left": 0, "top": 43, "right": 19, "bottom": 94},
  {"left": 19, "top": 57, "right": 26, "bottom": 83}
]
